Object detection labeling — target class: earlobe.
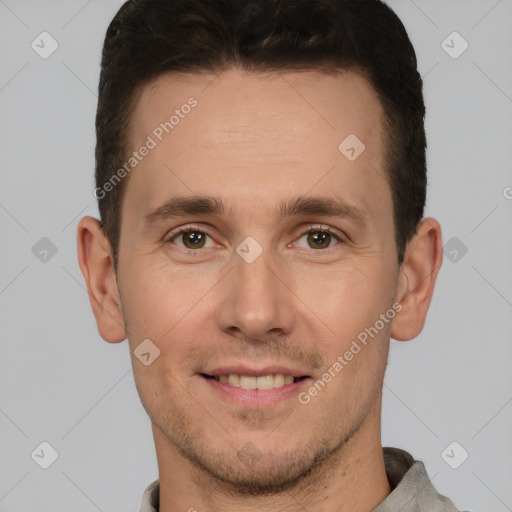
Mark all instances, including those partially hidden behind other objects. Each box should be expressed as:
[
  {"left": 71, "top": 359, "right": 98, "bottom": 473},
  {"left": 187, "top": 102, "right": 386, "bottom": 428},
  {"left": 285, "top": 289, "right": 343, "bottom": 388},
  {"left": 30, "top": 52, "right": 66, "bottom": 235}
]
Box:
[
  {"left": 77, "top": 216, "right": 126, "bottom": 343},
  {"left": 391, "top": 217, "right": 443, "bottom": 341}
]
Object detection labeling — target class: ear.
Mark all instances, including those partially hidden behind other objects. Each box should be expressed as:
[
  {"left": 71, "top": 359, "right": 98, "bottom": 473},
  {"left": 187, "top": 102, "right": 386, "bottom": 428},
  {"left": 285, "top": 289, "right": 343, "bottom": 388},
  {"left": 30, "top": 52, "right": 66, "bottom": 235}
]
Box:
[
  {"left": 77, "top": 216, "right": 126, "bottom": 343},
  {"left": 391, "top": 217, "right": 443, "bottom": 341}
]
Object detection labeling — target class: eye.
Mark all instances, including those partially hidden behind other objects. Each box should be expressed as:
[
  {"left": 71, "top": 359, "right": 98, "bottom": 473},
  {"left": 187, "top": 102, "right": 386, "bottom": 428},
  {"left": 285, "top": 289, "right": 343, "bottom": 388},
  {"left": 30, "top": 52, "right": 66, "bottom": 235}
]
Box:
[
  {"left": 166, "top": 226, "right": 216, "bottom": 250},
  {"left": 294, "top": 225, "right": 344, "bottom": 250},
  {"left": 165, "top": 224, "right": 345, "bottom": 253}
]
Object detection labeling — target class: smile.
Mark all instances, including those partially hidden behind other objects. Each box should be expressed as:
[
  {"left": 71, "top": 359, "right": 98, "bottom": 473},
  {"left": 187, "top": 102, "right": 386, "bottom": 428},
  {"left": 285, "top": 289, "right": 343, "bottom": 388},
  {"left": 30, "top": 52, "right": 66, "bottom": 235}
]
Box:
[{"left": 200, "top": 372, "right": 312, "bottom": 408}]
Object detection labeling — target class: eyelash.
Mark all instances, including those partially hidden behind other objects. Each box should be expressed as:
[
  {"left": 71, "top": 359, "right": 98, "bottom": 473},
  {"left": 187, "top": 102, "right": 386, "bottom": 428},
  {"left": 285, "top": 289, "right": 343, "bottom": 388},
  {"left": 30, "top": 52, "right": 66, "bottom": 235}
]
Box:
[{"left": 164, "top": 223, "right": 346, "bottom": 254}]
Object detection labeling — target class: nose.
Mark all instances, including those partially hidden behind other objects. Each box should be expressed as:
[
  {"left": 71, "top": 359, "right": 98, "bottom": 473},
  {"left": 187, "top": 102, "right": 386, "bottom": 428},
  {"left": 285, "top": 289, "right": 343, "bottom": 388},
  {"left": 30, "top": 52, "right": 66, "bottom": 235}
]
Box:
[{"left": 215, "top": 245, "right": 295, "bottom": 343}]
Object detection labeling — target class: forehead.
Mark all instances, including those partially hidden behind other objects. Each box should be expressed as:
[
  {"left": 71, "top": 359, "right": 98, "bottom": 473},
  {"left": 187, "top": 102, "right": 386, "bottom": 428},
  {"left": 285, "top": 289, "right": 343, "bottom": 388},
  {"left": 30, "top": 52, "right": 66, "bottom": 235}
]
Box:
[
  {"left": 130, "top": 68, "right": 383, "bottom": 154},
  {"left": 123, "top": 68, "right": 391, "bottom": 228}
]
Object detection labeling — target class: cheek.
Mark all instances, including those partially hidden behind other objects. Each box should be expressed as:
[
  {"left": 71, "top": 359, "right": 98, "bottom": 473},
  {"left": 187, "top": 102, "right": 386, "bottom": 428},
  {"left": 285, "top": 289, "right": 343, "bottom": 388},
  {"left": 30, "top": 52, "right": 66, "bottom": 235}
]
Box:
[
  {"left": 120, "top": 255, "right": 218, "bottom": 337},
  {"left": 293, "top": 259, "right": 393, "bottom": 339}
]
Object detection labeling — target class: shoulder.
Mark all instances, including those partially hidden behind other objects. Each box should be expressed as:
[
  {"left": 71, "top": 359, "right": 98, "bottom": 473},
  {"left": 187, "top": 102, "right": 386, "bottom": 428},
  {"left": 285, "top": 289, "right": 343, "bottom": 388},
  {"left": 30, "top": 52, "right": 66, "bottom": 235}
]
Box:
[
  {"left": 376, "top": 447, "right": 461, "bottom": 512},
  {"left": 139, "top": 479, "right": 160, "bottom": 512}
]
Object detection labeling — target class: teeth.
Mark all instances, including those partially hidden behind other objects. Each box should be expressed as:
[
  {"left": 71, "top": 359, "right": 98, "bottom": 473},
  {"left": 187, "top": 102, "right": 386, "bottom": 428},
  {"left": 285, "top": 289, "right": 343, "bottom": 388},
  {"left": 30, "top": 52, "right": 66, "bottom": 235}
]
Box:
[
  {"left": 227, "top": 374, "right": 240, "bottom": 387},
  {"left": 214, "top": 373, "right": 301, "bottom": 390},
  {"left": 257, "top": 375, "right": 274, "bottom": 390},
  {"left": 240, "top": 375, "right": 257, "bottom": 389},
  {"left": 273, "top": 374, "right": 284, "bottom": 388}
]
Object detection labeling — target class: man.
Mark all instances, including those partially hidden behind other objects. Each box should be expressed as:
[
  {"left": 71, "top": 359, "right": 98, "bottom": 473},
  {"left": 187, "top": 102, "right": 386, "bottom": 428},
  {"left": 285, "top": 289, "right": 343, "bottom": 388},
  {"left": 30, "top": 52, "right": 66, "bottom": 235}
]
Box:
[{"left": 77, "top": 0, "right": 459, "bottom": 510}]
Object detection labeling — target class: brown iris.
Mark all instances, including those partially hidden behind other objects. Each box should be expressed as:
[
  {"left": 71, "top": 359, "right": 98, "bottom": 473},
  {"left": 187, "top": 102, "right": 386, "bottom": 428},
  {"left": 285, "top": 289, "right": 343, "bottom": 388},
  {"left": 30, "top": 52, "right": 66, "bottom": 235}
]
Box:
[
  {"left": 307, "top": 231, "right": 331, "bottom": 249},
  {"left": 182, "top": 231, "right": 206, "bottom": 249}
]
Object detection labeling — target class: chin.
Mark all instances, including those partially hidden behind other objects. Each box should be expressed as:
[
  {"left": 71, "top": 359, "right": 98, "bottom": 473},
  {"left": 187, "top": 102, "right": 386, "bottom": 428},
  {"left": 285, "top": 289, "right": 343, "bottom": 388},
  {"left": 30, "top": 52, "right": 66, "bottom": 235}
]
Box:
[
  {"left": 168, "top": 425, "right": 351, "bottom": 496},
  {"left": 190, "top": 447, "right": 326, "bottom": 496}
]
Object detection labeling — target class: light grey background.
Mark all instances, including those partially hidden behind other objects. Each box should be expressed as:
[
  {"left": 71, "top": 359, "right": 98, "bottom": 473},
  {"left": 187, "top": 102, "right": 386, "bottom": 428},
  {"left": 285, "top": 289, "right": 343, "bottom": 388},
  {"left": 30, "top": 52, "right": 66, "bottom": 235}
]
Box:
[{"left": 1, "top": 1, "right": 511, "bottom": 511}]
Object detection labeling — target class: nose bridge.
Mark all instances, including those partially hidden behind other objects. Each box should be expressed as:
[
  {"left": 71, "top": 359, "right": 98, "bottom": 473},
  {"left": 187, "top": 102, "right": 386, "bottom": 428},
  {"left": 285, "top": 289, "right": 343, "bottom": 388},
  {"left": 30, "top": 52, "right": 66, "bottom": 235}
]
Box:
[
  {"left": 216, "top": 239, "right": 294, "bottom": 340},
  {"left": 235, "top": 246, "right": 279, "bottom": 324}
]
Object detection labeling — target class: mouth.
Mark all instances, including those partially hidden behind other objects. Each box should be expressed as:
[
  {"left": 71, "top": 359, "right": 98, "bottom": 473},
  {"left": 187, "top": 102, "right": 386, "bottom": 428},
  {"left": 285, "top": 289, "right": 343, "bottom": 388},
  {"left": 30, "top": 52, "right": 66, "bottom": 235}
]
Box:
[
  {"left": 201, "top": 373, "right": 309, "bottom": 390},
  {"left": 198, "top": 365, "right": 313, "bottom": 408}
]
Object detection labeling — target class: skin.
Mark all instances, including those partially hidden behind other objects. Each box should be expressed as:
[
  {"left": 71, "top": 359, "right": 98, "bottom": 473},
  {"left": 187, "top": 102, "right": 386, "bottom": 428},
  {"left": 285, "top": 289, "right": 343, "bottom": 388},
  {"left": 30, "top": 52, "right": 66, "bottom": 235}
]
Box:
[{"left": 77, "top": 68, "right": 443, "bottom": 512}]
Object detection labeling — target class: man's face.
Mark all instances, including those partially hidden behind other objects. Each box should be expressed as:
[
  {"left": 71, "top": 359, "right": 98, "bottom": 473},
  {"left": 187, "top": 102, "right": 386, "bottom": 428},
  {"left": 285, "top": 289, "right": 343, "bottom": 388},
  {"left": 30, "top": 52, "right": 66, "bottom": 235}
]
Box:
[{"left": 117, "top": 69, "right": 401, "bottom": 491}]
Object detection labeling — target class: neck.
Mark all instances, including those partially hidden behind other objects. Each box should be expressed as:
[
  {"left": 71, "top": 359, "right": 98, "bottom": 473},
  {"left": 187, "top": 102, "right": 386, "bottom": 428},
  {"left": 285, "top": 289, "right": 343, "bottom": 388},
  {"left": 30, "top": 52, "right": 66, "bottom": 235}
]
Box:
[{"left": 153, "top": 402, "right": 391, "bottom": 512}]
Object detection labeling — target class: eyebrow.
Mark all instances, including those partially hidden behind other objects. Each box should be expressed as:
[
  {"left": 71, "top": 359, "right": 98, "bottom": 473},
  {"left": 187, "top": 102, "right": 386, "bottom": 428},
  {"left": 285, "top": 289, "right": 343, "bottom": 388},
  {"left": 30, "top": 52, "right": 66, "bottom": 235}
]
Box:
[{"left": 143, "top": 195, "right": 368, "bottom": 230}]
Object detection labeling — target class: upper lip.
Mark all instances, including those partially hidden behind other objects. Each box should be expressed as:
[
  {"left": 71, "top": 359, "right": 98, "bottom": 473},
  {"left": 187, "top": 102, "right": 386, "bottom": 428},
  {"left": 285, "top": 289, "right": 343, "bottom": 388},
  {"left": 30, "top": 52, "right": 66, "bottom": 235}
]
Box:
[{"left": 202, "top": 364, "right": 311, "bottom": 378}]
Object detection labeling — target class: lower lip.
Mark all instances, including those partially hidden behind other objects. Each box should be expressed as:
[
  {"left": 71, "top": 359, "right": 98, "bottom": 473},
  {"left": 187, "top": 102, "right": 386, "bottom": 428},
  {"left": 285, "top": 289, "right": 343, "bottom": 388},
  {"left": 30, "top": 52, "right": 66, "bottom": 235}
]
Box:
[{"left": 201, "top": 375, "right": 312, "bottom": 408}]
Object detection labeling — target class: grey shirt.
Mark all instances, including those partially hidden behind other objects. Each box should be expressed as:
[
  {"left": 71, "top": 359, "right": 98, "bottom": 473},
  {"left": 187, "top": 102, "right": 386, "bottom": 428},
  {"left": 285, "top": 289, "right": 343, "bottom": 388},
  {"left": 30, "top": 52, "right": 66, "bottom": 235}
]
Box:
[{"left": 139, "top": 447, "right": 460, "bottom": 512}]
